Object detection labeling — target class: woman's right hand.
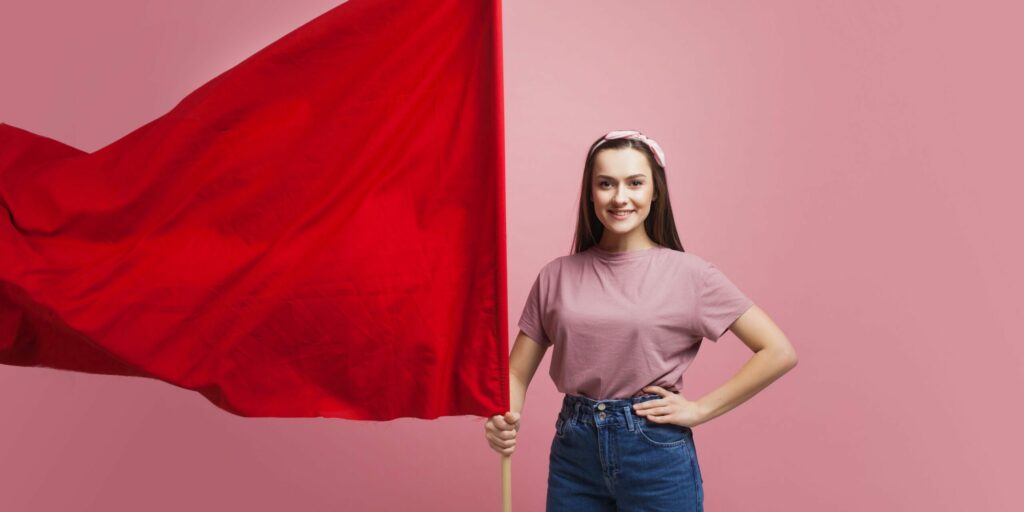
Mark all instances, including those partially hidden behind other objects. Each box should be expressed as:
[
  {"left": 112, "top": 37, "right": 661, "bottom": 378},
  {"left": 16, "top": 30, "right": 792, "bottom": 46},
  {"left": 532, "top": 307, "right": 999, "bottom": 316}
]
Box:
[{"left": 485, "top": 411, "right": 521, "bottom": 456}]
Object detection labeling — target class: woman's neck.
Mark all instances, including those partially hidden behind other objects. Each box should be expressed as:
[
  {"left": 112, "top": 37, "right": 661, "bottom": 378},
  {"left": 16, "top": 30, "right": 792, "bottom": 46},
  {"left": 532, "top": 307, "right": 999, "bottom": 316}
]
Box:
[{"left": 596, "top": 233, "right": 659, "bottom": 253}]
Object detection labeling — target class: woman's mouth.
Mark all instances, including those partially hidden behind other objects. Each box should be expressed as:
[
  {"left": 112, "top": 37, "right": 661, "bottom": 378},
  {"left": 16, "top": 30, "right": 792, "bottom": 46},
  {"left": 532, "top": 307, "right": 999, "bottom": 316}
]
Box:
[{"left": 609, "top": 209, "right": 634, "bottom": 220}]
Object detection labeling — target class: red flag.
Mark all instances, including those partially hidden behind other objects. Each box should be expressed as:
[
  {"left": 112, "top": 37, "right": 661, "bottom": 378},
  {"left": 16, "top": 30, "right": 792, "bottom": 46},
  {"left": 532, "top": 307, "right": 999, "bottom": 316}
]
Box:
[{"left": 0, "top": 0, "right": 509, "bottom": 421}]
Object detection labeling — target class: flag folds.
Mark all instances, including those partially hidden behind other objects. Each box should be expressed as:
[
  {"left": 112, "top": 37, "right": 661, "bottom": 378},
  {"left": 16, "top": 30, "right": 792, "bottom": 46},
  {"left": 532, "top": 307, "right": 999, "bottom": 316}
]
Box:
[{"left": 0, "top": 0, "right": 509, "bottom": 421}]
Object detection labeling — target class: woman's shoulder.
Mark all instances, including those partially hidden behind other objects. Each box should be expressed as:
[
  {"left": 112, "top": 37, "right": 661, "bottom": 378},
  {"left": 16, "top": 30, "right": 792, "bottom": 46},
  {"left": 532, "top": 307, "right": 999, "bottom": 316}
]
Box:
[
  {"left": 538, "top": 253, "right": 573, "bottom": 275},
  {"left": 661, "top": 249, "right": 749, "bottom": 285},
  {"left": 531, "top": 250, "right": 586, "bottom": 281},
  {"left": 651, "top": 248, "right": 713, "bottom": 280},
  {"left": 661, "top": 247, "right": 709, "bottom": 266}
]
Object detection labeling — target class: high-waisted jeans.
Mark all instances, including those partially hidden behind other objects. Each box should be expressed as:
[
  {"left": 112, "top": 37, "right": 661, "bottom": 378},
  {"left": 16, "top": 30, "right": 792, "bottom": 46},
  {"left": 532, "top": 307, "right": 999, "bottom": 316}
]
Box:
[{"left": 547, "top": 393, "right": 704, "bottom": 511}]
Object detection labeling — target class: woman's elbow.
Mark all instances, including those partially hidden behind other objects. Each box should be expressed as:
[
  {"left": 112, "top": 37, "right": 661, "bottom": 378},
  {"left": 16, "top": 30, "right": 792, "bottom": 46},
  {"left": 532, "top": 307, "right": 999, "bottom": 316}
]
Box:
[
  {"left": 779, "top": 347, "right": 798, "bottom": 370},
  {"left": 765, "top": 342, "right": 798, "bottom": 371}
]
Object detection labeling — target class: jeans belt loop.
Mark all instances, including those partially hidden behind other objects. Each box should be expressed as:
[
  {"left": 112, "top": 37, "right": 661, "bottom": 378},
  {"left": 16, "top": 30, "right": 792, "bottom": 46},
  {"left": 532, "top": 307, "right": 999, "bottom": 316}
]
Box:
[{"left": 623, "top": 403, "right": 635, "bottom": 432}]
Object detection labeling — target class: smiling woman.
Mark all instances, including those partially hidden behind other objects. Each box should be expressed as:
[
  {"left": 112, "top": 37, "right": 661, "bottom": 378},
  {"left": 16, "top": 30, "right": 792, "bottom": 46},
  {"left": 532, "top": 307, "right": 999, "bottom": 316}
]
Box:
[
  {"left": 576, "top": 130, "right": 679, "bottom": 254},
  {"left": 485, "top": 129, "right": 798, "bottom": 511}
]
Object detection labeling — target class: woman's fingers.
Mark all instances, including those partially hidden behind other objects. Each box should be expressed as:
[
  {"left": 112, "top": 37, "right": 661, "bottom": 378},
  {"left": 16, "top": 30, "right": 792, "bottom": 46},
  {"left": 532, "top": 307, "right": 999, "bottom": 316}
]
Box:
[
  {"left": 494, "top": 413, "right": 519, "bottom": 431},
  {"left": 492, "top": 436, "right": 517, "bottom": 449},
  {"left": 486, "top": 417, "right": 515, "bottom": 434},
  {"left": 486, "top": 430, "right": 517, "bottom": 453},
  {"left": 633, "top": 399, "right": 666, "bottom": 411},
  {"left": 636, "top": 405, "right": 671, "bottom": 416},
  {"left": 504, "top": 411, "right": 521, "bottom": 429},
  {"left": 484, "top": 413, "right": 521, "bottom": 455},
  {"left": 492, "top": 444, "right": 515, "bottom": 455},
  {"left": 485, "top": 423, "right": 518, "bottom": 442},
  {"left": 488, "top": 414, "right": 520, "bottom": 433}
]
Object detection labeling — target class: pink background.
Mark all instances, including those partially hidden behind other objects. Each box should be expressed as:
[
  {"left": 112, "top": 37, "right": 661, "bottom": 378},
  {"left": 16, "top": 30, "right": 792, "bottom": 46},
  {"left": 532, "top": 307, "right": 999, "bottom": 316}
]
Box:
[{"left": 2, "top": 0, "right": 1022, "bottom": 510}]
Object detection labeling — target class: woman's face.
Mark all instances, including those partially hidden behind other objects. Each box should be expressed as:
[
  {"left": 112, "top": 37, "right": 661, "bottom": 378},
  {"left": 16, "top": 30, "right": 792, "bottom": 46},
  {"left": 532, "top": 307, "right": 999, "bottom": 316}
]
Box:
[{"left": 590, "top": 147, "right": 658, "bottom": 235}]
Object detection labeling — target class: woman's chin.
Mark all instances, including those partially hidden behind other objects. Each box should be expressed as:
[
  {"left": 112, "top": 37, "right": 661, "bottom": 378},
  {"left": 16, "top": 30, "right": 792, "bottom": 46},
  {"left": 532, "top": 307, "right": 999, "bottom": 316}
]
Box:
[{"left": 602, "top": 221, "right": 638, "bottom": 233}]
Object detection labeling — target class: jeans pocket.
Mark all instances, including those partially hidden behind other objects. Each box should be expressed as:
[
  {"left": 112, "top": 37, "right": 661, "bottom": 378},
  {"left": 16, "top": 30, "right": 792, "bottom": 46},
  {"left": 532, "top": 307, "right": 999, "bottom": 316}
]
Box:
[{"left": 635, "top": 416, "right": 689, "bottom": 448}]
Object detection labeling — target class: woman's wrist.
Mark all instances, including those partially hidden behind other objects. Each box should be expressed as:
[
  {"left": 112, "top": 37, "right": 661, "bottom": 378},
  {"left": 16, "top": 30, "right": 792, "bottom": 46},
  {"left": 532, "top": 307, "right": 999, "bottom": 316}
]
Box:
[{"left": 693, "top": 399, "right": 715, "bottom": 427}]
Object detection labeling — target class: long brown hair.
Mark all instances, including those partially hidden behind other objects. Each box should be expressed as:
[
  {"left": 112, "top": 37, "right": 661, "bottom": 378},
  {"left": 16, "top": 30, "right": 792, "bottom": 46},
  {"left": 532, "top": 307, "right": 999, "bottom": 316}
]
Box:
[{"left": 570, "top": 134, "right": 685, "bottom": 255}]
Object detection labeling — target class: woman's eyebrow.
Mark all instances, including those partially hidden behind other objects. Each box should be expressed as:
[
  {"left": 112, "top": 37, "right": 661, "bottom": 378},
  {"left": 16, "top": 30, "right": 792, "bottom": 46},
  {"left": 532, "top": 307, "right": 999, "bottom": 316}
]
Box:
[{"left": 595, "top": 174, "right": 647, "bottom": 180}]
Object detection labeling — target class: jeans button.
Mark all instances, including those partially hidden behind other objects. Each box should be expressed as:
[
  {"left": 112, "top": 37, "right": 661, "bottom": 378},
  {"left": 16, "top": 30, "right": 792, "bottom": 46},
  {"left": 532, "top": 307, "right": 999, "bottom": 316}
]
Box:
[
  {"left": 598, "top": 412, "right": 606, "bottom": 419},
  {"left": 597, "top": 403, "right": 606, "bottom": 411}
]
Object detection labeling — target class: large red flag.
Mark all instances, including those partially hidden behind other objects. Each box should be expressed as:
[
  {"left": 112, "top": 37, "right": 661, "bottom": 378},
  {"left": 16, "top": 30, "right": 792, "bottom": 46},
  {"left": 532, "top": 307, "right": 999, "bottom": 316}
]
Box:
[{"left": 0, "top": 0, "right": 509, "bottom": 421}]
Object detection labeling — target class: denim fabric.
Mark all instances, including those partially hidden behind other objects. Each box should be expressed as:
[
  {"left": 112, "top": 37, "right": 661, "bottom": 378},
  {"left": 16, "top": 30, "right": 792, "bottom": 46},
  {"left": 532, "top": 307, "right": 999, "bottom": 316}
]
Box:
[{"left": 547, "top": 393, "right": 704, "bottom": 511}]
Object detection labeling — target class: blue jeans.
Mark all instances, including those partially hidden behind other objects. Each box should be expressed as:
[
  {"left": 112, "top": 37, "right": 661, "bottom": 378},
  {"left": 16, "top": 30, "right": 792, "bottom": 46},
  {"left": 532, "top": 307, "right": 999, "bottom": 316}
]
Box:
[{"left": 547, "top": 393, "right": 704, "bottom": 511}]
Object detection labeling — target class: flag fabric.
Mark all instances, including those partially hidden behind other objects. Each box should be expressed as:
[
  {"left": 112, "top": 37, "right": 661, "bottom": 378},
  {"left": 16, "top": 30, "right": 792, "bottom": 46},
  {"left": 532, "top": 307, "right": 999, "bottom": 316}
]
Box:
[{"left": 0, "top": 0, "right": 509, "bottom": 421}]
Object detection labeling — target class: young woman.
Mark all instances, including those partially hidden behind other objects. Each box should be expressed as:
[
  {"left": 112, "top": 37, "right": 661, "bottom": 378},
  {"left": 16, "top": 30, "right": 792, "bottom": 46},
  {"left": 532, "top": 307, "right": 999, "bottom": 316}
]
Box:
[{"left": 483, "top": 130, "right": 798, "bottom": 511}]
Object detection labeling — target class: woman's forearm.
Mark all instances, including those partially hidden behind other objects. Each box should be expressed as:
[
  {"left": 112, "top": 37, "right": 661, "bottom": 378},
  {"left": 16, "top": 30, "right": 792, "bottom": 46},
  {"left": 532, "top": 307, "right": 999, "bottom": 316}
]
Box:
[
  {"left": 510, "top": 372, "right": 529, "bottom": 414},
  {"left": 695, "top": 347, "right": 796, "bottom": 425}
]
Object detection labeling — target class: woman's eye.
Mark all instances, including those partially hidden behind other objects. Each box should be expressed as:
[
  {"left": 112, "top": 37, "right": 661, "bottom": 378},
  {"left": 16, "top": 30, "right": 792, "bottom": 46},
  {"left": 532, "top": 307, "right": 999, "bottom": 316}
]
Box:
[{"left": 598, "top": 180, "right": 643, "bottom": 188}]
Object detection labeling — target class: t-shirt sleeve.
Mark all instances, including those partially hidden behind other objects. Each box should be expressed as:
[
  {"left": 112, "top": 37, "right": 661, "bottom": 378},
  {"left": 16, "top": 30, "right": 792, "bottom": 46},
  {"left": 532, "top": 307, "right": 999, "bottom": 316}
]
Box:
[
  {"left": 697, "top": 261, "right": 754, "bottom": 341},
  {"left": 517, "top": 271, "right": 551, "bottom": 347}
]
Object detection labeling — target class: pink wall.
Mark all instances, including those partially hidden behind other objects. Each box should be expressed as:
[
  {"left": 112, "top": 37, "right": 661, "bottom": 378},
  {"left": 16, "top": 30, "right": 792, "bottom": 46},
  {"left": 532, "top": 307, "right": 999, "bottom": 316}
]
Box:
[{"left": 2, "top": 1, "right": 1022, "bottom": 510}]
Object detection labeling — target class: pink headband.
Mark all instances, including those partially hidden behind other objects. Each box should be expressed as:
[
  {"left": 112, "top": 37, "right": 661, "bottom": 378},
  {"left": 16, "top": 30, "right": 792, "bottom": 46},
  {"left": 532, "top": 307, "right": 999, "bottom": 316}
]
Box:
[{"left": 588, "top": 130, "right": 666, "bottom": 168}]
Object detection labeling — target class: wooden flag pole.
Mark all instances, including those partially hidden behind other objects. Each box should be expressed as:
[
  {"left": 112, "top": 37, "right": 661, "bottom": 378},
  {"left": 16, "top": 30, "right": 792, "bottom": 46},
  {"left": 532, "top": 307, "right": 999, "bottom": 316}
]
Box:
[{"left": 502, "top": 453, "right": 512, "bottom": 511}]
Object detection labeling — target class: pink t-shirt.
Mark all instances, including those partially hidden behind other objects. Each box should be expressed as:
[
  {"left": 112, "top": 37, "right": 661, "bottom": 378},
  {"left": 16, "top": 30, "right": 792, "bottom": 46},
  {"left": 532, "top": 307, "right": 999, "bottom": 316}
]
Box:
[{"left": 517, "top": 245, "right": 754, "bottom": 400}]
